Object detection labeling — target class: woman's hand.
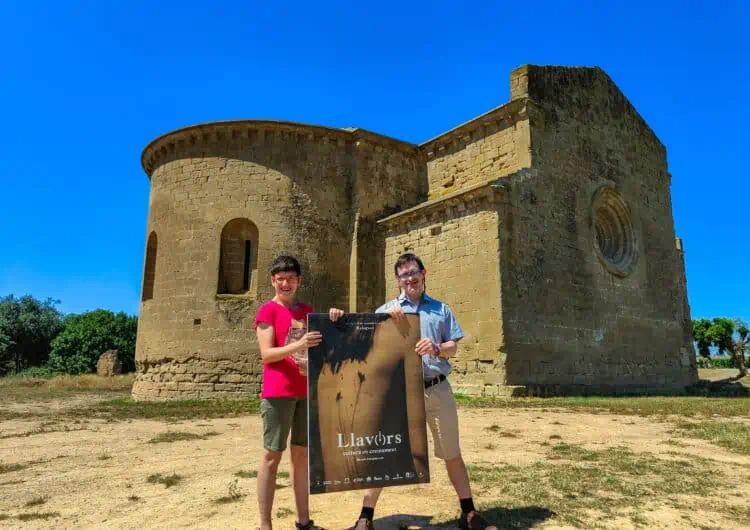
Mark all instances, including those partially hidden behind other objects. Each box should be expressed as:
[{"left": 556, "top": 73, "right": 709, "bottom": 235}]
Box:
[{"left": 329, "top": 308, "right": 345, "bottom": 322}]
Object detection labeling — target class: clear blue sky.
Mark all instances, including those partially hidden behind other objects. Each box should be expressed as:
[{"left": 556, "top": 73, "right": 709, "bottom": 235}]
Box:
[{"left": 0, "top": 1, "right": 747, "bottom": 322}]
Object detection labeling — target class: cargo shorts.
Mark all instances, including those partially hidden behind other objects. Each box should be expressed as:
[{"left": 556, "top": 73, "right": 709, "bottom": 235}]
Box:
[{"left": 260, "top": 398, "right": 308, "bottom": 452}]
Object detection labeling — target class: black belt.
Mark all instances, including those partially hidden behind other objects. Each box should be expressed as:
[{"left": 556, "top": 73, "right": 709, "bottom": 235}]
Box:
[{"left": 424, "top": 374, "right": 446, "bottom": 389}]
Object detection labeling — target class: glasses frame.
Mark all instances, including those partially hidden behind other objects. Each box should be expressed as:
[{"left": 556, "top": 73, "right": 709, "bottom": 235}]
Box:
[{"left": 396, "top": 269, "right": 424, "bottom": 282}]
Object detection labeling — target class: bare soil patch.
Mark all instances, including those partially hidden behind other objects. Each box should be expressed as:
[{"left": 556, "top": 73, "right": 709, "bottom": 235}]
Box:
[{"left": 0, "top": 375, "right": 748, "bottom": 529}]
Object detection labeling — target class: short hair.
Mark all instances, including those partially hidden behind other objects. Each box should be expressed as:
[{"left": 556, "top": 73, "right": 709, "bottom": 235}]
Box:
[
  {"left": 270, "top": 255, "right": 302, "bottom": 276},
  {"left": 393, "top": 253, "right": 425, "bottom": 276}
]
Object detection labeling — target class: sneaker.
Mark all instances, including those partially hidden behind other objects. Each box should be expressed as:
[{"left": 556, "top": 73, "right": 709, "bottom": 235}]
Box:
[
  {"left": 353, "top": 518, "right": 374, "bottom": 530},
  {"left": 296, "top": 520, "right": 325, "bottom": 530},
  {"left": 459, "top": 511, "right": 497, "bottom": 530}
]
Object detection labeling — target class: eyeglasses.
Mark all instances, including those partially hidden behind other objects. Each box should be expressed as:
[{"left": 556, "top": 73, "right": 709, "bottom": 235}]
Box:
[{"left": 396, "top": 270, "right": 423, "bottom": 281}]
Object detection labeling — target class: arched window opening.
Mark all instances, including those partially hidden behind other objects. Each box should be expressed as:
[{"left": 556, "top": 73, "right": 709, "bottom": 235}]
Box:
[
  {"left": 142, "top": 231, "right": 157, "bottom": 301},
  {"left": 218, "top": 218, "right": 259, "bottom": 295}
]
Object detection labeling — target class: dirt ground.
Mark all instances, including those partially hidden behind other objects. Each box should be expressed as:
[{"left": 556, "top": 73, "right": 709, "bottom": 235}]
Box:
[{"left": 1, "top": 379, "right": 748, "bottom": 530}]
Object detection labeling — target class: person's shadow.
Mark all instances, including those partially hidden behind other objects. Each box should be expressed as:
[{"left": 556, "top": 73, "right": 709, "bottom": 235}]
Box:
[{"left": 361, "top": 506, "right": 555, "bottom": 530}]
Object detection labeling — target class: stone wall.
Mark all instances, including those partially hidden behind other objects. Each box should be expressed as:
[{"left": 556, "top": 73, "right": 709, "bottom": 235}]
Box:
[
  {"left": 422, "top": 99, "right": 531, "bottom": 199},
  {"left": 380, "top": 183, "right": 505, "bottom": 394},
  {"left": 135, "top": 122, "right": 354, "bottom": 399},
  {"left": 350, "top": 131, "right": 427, "bottom": 312},
  {"left": 134, "top": 65, "right": 698, "bottom": 399},
  {"left": 499, "top": 66, "right": 697, "bottom": 393},
  {"left": 134, "top": 122, "right": 424, "bottom": 399}
]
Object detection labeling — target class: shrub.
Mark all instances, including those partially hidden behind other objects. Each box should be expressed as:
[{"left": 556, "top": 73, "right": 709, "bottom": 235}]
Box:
[{"left": 48, "top": 310, "right": 137, "bottom": 374}]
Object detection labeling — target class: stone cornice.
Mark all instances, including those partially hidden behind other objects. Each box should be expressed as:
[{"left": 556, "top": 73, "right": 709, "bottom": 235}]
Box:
[
  {"left": 141, "top": 120, "right": 419, "bottom": 177},
  {"left": 377, "top": 178, "right": 507, "bottom": 229},
  {"left": 419, "top": 98, "right": 530, "bottom": 157}
]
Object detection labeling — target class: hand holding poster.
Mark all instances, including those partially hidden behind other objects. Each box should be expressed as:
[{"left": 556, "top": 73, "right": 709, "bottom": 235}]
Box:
[{"left": 307, "top": 313, "right": 430, "bottom": 494}]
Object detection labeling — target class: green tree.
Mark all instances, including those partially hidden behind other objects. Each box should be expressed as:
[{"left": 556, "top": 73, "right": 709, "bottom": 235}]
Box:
[
  {"left": 0, "top": 295, "right": 64, "bottom": 375},
  {"left": 691, "top": 318, "right": 713, "bottom": 367},
  {"left": 48, "top": 310, "right": 138, "bottom": 374},
  {"left": 693, "top": 317, "right": 748, "bottom": 378},
  {"left": 731, "top": 319, "right": 748, "bottom": 378}
]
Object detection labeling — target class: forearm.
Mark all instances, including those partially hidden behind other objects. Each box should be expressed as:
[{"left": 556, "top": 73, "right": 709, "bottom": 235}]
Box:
[
  {"left": 437, "top": 340, "right": 458, "bottom": 359},
  {"left": 260, "top": 341, "right": 302, "bottom": 364}
]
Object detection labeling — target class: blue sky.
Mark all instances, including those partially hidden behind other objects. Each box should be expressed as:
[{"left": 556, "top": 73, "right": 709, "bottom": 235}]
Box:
[{"left": 0, "top": 1, "right": 747, "bottom": 322}]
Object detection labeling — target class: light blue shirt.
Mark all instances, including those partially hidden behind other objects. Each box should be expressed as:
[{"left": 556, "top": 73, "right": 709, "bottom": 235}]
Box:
[{"left": 376, "top": 292, "right": 464, "bottom": 380}]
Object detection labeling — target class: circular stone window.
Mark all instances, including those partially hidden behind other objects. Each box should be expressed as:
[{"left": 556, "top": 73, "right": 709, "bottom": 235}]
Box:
[{"left": 591, "top": 186, "right": 638, "bottom": 277}]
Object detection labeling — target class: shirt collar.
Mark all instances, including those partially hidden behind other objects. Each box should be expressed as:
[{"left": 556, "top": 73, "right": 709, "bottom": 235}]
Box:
[{"left": 397, "top": 291, "right": 431, "bottom": 305}]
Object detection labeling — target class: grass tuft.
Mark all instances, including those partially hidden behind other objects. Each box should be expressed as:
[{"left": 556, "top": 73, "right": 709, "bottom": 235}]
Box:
[
  {"left": 16, "top": 512, "right": 60, "bottom": 521},
  {"left": 276, "top": 507, "right": 294, "bottom": 518},
  {"left": 148, "top": 431, "right": 220, "bottom": 444},
  {"left": 0, "top": 463, "right": 26, "bottom": 475},
  {"left": 234, "top": 470, "right": 257, "bottom": 479},
  {"left": 214, "top": 478, "right": 244, "bottom": 504},
  {"left": 24, "top": 497, "right": 47, "bottom": 507},
  {"left": 146, "top": 473, "right": 182, "bottom": 488}
]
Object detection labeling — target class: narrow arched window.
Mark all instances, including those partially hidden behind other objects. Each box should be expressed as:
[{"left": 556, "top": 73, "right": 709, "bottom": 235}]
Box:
[
  {"left": 142, "top": 231, "right": 157, "bottom": 301},
  {"left": 218, "top": 219, "right": 259, "bottom": 295}
]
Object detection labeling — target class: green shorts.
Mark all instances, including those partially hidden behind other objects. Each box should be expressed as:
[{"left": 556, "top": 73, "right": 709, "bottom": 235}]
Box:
[{"left": 260, "top": 398, "right": 308, "bottom": 452}]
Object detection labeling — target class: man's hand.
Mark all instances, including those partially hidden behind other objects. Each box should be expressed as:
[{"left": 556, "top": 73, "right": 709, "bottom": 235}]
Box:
[
  {"left": 386, "top": 306, "right": 406, "bottom": 321},
  {"left": 329, "top": 308, "right": 344, "bottom": 321},
  {"left": 415, "top": 338, "right": 437, "bottom": 357}
]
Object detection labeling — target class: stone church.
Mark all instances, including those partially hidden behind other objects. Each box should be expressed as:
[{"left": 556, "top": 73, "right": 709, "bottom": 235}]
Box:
[{"left": 132, "top": 65, "right": 697, "bottom": 400}]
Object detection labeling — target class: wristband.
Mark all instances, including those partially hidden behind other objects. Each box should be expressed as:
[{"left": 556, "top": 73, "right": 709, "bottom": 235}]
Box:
[{"left": 433, "top": 342, "right": 441, "bottom": 357}]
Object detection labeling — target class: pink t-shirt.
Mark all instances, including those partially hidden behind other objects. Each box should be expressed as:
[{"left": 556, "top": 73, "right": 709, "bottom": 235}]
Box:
[{"left": 254, "top": 300, "right": 313, "bottom": 399}]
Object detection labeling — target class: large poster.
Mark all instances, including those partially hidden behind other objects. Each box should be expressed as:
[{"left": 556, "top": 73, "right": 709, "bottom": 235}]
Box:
[{"left": 307, "top": 313, "right": 430, "bottom": 494}]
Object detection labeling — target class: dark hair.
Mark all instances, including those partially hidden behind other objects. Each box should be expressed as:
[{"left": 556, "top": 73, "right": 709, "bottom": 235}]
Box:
[
  {"left": 393, "top": 253, "right": 425, "bottom": 276},
  {"left": 270, "top": 255, "right": 302, "bottom": 276}
]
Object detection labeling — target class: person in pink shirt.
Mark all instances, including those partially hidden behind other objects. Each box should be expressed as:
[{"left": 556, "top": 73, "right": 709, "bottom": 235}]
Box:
[{"left": 255, "top": 255, "right": 324, "bottom": 530}]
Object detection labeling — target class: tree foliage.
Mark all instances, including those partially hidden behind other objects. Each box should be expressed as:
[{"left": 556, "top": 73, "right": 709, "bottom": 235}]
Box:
[
  {"left": 0, "top": 295, "right": 64, "bottom": 375},
  {"left": 48, "top": 309, "right": 138, "bottom": 374},
  {"left": 692, "top": 318, "right": 713, "bottom": 360},
  {"left": 692, "top": 317, "right": 748, "bottom": 377}
]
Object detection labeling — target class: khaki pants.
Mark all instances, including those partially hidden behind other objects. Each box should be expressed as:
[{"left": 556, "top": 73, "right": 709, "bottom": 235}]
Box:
[{"left": 424, "top": 379, "right": 461, "bottom": 460}]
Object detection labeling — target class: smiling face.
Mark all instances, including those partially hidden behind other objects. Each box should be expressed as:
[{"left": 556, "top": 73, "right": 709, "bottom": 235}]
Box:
[
  {"left": 395, "top": 260, "right": 426, "bottom": 301},
  {"left": 271, "top": 272, "right": 301, "bottom": 304}
]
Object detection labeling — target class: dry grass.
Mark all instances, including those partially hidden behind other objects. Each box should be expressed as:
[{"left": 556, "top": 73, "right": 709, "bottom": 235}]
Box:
[
  {"left": 466, "top": 444, "right": 745, "bottom": 528},
  {"left": 0, "top": 373, "right": 134, "bottom": 391},
  {"left": 78, "top": 397, "right": 260, "bottom": 421},
  {"left": 673, "top": 420, "right": 750, "bottom": 455},
  {"left": 455, "top": 394, "right": 750, "bottom": 418},
  {"left": 148, "top": 431, "right": 220, "bottom": 444},
  {"left": 146, "top": 473, "right": 182, "bottom": 488},
  {"left": 276, "top": 507, "right": 294, "bottom": 518},
  {"left": 16, "top": 512, "right": 60, "bottom": 521},
  {"left": 0, "top": 374, "right": 134, "bottom": 404},
  {"left": 0, "top": 463, "right": 26, "bottom": 474},
  {"left": 24, "top": 496, "right": 47, "bottom": 507}
]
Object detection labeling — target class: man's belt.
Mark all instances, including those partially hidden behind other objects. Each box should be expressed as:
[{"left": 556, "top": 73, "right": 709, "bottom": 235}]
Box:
[{"left": 424, "top": 374, "right": 446, "bottom": 389}]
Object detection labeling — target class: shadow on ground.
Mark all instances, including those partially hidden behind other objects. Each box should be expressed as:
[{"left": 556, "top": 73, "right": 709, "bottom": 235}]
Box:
[
  {"left": 361, "top": 506, "right": 555, "bottom": 530},
  {"left": 688, "top": 377, "right": 750, "bottom": 397}
]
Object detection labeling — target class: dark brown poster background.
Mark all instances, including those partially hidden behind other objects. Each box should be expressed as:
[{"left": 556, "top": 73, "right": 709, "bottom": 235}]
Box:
[{"left": 307, "top": 313, "right": 430, "bottom": 494}]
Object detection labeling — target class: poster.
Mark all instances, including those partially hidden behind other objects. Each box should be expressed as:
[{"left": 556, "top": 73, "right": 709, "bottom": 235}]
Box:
[{"left": 307, "top": 313, "right": 430, "bottom": 494}]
